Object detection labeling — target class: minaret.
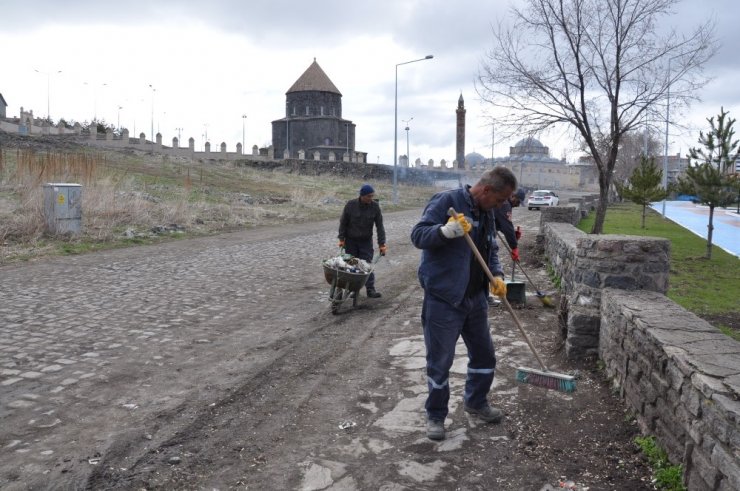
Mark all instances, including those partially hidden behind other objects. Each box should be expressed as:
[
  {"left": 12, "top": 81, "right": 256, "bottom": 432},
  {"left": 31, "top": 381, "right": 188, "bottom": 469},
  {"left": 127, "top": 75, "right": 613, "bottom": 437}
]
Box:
[{"left": 456, "top": 93, "right": 466, "bottom": 169}]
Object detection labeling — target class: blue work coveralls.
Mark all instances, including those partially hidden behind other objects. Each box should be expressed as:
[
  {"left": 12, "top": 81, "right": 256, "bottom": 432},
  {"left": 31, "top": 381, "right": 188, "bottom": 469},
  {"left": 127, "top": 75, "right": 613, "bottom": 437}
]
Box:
[{"left": 410, "top": 186, "right": 504, "bottom": 421}]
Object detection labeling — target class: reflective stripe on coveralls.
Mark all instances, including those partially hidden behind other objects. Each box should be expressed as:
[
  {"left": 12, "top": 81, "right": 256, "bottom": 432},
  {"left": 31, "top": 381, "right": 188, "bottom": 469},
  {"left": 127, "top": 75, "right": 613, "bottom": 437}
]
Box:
[{"left": 427, "top": 377, "right": 448, "bottom": 390}]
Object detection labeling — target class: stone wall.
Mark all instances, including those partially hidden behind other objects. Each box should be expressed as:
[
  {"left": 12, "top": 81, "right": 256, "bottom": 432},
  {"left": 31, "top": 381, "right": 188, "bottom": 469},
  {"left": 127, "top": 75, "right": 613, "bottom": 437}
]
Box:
[
  {"left": 600, "top": 289, "right": 740, "bottom": 491},
  {"left": 0, "top": 118, "right": 79, "bottom": 136},
  {"left": 539, "top": 211, "right": 738, "bottom": 488},
  {"left": 540, "top": 205, "right": 582, "bottom": 228},
  {"left": 542, "top": 221, "right": 670, "bottom": 358},
  {"left": 233, "top": 158, "right": 461, "bottom": 185}
]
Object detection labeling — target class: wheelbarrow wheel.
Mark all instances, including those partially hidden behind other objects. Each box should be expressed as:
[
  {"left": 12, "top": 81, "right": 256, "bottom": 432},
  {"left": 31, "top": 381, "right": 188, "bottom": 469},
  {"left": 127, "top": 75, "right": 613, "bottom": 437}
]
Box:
[{"left": 331, "top": 289, "right": 343, "bottom": 315}]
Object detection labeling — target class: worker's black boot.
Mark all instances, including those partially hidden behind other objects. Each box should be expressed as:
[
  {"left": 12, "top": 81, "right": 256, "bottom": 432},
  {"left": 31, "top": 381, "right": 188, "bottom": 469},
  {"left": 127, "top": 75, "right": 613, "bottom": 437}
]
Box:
[{"left": 366, "top": 288, "right": 382, "bottom": 298}]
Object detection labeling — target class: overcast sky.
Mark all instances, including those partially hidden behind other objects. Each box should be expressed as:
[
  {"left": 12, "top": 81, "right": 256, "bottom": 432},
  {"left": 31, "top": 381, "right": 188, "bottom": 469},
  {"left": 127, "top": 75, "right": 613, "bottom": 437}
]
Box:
[{"left": 1, "top": 0, "right": 738, "bottom": 167}]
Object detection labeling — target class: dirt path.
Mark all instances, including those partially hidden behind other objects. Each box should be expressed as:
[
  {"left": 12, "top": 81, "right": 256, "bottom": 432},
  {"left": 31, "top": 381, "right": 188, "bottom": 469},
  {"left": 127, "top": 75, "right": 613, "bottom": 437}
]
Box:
[{"left": 0, "top": 207, "right": 652, "bottom": 490}]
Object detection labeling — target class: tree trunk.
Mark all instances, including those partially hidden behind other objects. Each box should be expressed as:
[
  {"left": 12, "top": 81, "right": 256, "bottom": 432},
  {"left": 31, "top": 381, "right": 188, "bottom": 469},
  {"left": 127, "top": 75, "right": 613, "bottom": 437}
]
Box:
[
  {"left": 590, "top": 186, "right": 610, "bottom": 234},
  {"left": 641, "top": 205, "right": 647, "bottom": 229},
  {"left": 706, "top": 205, "right": 715, "bottom": 259}
]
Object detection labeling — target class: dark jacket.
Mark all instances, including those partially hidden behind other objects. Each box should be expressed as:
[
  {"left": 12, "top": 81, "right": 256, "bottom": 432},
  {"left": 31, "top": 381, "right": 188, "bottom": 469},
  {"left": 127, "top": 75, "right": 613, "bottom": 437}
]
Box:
[
  {"left": 410, "top": 186, "right": 503, "bottom": 308},
  {"left": 338, "top": 198, "right": 386, "bottom": 245},
  {"left": 494, "top": 200, "right": 517, "bottom": 249}
]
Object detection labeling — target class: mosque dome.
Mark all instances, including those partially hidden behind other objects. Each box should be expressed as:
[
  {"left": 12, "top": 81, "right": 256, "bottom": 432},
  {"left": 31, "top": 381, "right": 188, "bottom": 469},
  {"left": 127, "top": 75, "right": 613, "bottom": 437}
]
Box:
[
  {"left": 514, "top": 137, "right": 545, "bottom": 149},
  {"left": 510, "top": 137, "right": 549, "bottom": 158},
  {"left": 465, "top": 152, "right": 486, "bottom": 167}
]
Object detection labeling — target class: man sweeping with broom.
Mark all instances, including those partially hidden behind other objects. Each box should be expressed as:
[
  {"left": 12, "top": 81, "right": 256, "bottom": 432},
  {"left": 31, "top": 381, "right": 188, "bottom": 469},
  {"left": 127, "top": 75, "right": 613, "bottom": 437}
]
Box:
[{"left": 410, "top": 167, "right": 516, "bottom": 441}]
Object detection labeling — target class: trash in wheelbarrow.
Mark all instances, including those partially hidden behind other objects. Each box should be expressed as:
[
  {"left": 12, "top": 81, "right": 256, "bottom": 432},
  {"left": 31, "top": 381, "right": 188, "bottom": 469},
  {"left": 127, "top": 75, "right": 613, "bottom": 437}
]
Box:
[
  {"left": 323, "top": 254, "right": 373, "bottom": 274},
  {"left": 322, "top": 253, "right": 378, "bottom": 314}
]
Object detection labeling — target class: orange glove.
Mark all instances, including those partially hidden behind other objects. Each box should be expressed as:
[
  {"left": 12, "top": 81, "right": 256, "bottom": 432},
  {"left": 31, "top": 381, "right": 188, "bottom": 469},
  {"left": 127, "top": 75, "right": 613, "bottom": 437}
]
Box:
[
  {"left": 510, "top": 247, "right": 520, "bottom": 262},
  {"left": 490, "top": 276, "right": 507, "bottom": 299},
  {"left": 379, "top": 244, "right": 388, "bottom": 256},
  {"left": 515, "top": 226, "right": 522, "bottom": 240},
  {"left": 338, "top": 239, "right": 345, "bottom": 248}
]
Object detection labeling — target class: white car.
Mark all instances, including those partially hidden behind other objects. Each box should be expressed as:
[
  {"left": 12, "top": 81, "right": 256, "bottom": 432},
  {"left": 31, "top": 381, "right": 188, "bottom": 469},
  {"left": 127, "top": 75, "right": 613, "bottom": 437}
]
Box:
[{"left": 527, "top": 190, "right": 560, "bottom": 210}]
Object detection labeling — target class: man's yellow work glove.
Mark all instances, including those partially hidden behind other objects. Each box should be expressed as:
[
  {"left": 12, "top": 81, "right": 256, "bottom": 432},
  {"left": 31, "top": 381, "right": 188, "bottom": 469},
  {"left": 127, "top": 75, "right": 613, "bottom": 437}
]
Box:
[
  {"left": 490, "top": 276, "right": 507, "bottom": 299},
  {"left": 439, "top": 215, "right": 472, "bottom": 239},
  {"left": 379, "top": 244, "right": 388, "bottom": 256}
]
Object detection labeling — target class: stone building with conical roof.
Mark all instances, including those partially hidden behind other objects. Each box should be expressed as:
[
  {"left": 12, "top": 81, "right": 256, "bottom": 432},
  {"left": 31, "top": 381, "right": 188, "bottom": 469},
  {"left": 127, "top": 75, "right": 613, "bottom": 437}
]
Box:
[{"left": 271, "top": 59, "right": 365, "bottom": 162}]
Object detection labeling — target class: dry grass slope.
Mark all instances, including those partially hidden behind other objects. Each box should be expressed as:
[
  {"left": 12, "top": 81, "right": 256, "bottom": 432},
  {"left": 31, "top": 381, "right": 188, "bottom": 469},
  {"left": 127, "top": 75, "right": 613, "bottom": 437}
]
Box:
[{"left": 0, "top": 144, "right": 440, "bottom": 264}]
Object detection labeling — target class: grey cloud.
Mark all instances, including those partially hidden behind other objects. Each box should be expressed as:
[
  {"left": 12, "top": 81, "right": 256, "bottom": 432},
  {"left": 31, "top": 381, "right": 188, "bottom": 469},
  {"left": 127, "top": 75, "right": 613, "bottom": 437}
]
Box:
[
  {"left": 389, "top": 0, "right": 514, "bottom": 56},
  {"left": 2, "top": 0, "right": 399, "bottom": 43}
]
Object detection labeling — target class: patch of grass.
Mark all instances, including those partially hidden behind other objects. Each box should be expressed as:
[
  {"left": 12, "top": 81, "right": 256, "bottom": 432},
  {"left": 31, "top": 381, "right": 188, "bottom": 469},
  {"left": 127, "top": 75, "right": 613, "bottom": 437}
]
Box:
[
  {"left": 577, "top": 203, "right": 739, "bottom": 319},
  {"left": 545, "top": 263, "right": 562, "bottom": 290},
  {"left": 634, "top": 436, "right": 685, "bottom": 491},
  {"left": 718, "top": 324, "right": 740, "bottom": 341}
]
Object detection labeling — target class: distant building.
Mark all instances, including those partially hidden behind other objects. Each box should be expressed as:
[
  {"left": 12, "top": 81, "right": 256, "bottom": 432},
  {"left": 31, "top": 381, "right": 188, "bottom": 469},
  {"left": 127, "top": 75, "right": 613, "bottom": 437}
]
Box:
[
  {"left": 485, "top": 137, "right": 599, "bottom": 191},
  {"left": 0, "top": 93, "right": 7, "bottom": 118},
  {"left": 465, "top": 152, "right": 486, "bottom": 168},
  {"left": 665, "top": 153, "right": 690, "bottom": 184},
  {"left": 271, "top": 59, "right": 366, "bottom": 162}
]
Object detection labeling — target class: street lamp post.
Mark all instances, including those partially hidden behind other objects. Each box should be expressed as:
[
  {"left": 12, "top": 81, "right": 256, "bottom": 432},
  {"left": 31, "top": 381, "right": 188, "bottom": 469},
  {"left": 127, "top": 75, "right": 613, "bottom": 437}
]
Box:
[
  {"left": 85, "top": 81, "right": 108, "bottom": 122},
  {"left": 662, "top": 56, "right": 680, "bottom": 217},
  {"left": 402, "top": 117, "right": 413, "bottom": 168},
  {"left": 393, "top": 55, "right": 433, "bottom": 204},
  {"left": 98, "top": 83, "right": 108, "bottom": 122},
  {"left": 175, "top": 127, "right": 183, "bottom": 142},
  {"left": 34, "top": 69, "right": 62, "bottom": 123},
  {"left": 117, "top": 105, "right": 123, "bottom": 131},
  {"left": 491, "top": 124, "right": 495, "bottom": 162},
  {"left": 242, "top": 114, "right": 247, "bottom": 154},
  {"left": 148, "top": 84, "right": 156, "bottom": 142}
]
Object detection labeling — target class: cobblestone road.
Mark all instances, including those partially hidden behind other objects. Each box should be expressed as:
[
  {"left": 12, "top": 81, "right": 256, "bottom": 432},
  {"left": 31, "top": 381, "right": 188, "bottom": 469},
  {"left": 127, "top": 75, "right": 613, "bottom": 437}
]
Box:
[{"left": 0, "top": 209, "right": 427, "bottom": 487}]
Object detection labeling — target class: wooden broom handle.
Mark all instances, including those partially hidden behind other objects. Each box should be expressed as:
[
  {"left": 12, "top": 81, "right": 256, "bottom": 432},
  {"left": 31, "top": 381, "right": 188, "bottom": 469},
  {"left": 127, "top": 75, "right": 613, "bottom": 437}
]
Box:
[{"left": 447, "top": 208, "right": 548, "bottom": 371}]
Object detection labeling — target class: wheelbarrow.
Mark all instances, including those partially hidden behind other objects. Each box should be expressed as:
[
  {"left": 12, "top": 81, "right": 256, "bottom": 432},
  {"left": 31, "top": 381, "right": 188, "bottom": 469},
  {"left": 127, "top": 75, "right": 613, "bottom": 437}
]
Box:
[{"left": 322, "top": 254, "right": 381, "bottom": 315}]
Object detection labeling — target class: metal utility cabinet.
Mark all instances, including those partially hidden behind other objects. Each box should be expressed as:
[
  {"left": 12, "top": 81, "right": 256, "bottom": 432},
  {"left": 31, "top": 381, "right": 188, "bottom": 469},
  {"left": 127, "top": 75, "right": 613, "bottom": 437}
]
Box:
[{"left": 43, "top": 183, "right": 82, "bottom": 235}]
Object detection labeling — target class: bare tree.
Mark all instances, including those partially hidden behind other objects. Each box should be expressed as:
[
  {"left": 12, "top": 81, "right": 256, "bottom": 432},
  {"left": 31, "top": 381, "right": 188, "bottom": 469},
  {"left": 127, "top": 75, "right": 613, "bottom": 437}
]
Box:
[
  {"left": 477, "top": 0, "right": 716, "bottom": 233},
  {"left": 586, "top": 128, "right": 664, "bottom": 194}
]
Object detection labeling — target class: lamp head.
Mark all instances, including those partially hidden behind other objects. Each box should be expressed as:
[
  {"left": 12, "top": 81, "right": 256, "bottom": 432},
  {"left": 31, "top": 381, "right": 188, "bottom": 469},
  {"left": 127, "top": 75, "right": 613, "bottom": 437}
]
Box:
[{"left": 425, "top": 55, "right": 433, "bottom": 59}]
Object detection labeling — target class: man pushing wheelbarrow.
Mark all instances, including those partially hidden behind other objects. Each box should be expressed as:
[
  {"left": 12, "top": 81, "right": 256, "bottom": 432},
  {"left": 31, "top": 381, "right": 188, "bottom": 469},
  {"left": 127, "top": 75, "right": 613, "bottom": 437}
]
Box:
[{"left": 337, "top": 184, "right": 387, "bottom": 298}]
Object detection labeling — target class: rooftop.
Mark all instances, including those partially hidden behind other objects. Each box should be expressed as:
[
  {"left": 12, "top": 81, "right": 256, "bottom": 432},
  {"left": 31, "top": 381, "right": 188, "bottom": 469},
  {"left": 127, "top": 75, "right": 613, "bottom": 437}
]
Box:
[{"left": 287, "top": 59, "right": 342, "bottom": 96}]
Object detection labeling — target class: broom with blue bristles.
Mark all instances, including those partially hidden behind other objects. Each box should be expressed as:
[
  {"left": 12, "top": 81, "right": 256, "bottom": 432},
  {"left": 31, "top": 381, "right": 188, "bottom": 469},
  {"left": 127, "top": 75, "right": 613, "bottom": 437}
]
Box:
[{"left": 448, "top": 208, "right": 576, "bottom": 393}]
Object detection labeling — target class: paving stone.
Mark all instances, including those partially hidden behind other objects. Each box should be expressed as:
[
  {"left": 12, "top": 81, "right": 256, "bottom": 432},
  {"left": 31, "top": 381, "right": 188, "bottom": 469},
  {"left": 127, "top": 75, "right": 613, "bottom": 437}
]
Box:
[
  {"left": 19, "top": 371, "right": 43, "bottom": 379},
  {"left": 7, "top": 400, "right": 35, "bottom": 409}
]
